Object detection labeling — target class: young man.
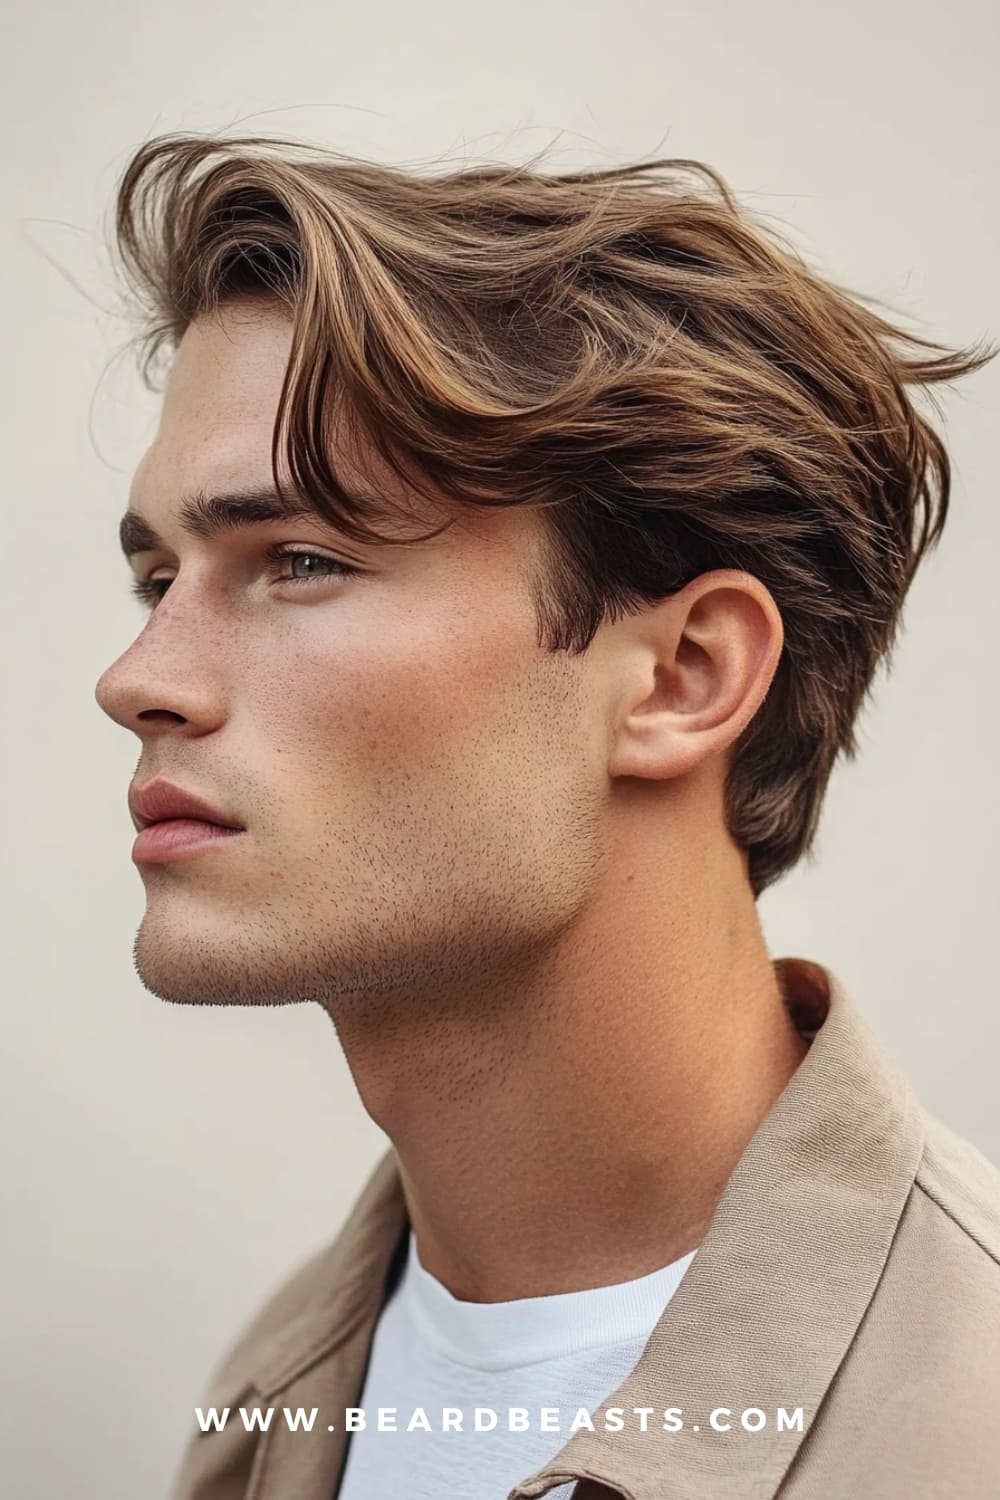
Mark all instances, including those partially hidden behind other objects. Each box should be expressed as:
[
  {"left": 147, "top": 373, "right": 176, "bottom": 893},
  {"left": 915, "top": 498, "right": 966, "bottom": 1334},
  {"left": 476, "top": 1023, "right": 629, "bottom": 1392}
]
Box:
[{"left": 96, "top": 133, "right": 1000, "bottom": 1499}]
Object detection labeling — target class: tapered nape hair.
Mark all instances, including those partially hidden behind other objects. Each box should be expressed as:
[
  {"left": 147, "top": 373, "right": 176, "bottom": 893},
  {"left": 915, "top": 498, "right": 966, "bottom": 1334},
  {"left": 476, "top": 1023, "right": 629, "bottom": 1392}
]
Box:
[{"left": 112, "top": 131, "right": 994, "bottom": 897}]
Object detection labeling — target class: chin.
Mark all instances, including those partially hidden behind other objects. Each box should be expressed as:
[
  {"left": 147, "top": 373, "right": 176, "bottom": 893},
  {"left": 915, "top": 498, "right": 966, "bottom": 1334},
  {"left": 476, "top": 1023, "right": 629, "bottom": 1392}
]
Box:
[{"left": 131, "top": 920, "right": 299, "bottom": 1007}]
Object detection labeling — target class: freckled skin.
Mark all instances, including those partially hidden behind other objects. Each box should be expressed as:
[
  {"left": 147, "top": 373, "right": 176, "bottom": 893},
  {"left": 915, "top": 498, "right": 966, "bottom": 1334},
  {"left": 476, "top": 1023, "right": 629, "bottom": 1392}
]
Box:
[
  {"left": 95, "top": 300, "right": 807, "bottom": 1298},
  {"left": 95, "top": 304, "right": 608, "bottom": 1012}
]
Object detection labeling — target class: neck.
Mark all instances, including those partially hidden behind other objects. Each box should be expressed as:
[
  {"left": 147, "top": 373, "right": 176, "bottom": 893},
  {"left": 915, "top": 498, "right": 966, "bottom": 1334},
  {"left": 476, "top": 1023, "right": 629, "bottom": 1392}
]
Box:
[{"left": 327, "top": 839, "right": 809, "bottom": 1304}]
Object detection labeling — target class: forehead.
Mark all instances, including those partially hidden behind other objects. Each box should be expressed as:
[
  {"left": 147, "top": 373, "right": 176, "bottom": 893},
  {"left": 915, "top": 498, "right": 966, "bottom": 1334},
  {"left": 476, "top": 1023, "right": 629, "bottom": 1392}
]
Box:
[
  {"left": 128, "top": 301, "right": 540, "bottom": 563},
  {"left": 131, "top": 302, "right": 294, "bottom": 506}
]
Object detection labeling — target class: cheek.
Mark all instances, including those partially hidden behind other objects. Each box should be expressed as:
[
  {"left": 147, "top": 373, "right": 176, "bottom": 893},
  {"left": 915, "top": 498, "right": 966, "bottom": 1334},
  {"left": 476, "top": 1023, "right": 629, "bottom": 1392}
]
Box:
[{"left": 247, "top": 590, "right": 539, "bottom": 787}]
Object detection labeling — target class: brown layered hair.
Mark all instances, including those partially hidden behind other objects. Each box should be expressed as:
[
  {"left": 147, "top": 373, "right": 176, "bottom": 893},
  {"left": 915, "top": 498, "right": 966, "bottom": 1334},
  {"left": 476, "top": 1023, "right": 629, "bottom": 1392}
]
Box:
[{"left": 112, "top": 132, "right": 994, "bottom": 897}]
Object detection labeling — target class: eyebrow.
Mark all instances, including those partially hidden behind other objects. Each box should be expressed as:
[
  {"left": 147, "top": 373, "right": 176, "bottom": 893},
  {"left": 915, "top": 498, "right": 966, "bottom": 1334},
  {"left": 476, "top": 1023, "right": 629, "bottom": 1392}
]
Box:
[{"left": 118, "top": 485, "right": 334, "bottom": 560}]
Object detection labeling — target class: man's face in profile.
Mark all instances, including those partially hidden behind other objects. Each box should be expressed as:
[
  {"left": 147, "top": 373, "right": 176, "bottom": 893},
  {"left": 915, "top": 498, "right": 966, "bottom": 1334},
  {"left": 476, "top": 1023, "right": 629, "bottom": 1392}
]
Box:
[{"left": 95, "top": 301, "right": 607, "bottom": 1011}]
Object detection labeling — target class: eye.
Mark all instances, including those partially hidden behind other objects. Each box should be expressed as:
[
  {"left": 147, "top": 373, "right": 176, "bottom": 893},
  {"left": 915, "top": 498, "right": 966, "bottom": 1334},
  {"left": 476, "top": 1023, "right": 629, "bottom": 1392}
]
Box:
[
  {"left": 130, "top": 576, "right": 171, "bottom": 606},
  {"left": 129, "top": 546, "right": 362, "bottom": 608},
  {"left": 272, "top": 548, "right": 360, "bottom": 585}
]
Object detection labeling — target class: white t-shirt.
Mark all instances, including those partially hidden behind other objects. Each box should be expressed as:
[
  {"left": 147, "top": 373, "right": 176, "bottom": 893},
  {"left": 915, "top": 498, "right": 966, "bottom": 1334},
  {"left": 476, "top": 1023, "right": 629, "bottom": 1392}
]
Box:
[{"left": 337, "top": 1231, "right": 697, "bottom": 1500}]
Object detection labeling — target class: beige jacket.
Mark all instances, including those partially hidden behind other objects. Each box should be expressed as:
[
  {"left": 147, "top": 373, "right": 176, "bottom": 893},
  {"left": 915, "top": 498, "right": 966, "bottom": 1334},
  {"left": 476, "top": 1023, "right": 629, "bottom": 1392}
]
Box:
[{"left": 170, "top": 958, "right": 1000, "bottom": 1499}]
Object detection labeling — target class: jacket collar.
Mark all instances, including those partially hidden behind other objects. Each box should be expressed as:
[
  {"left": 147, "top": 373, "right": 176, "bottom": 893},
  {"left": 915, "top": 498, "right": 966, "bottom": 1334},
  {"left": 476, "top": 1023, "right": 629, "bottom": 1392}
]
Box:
[{"left": 234, "top": 957, "right": 926, "bottom": 1500}]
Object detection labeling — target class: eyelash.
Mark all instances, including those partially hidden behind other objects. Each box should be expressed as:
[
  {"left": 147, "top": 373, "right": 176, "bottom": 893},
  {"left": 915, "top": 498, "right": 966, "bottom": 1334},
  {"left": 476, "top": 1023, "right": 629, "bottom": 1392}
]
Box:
[{"left": 129, "top": 545, "right": 360, "bottom": 607}]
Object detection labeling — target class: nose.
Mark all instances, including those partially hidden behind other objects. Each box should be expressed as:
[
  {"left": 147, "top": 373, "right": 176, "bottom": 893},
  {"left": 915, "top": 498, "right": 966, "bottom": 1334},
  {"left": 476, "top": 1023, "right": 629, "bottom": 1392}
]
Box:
[{"left": 94, "top": 614, "right": 226, "bottom": 739}]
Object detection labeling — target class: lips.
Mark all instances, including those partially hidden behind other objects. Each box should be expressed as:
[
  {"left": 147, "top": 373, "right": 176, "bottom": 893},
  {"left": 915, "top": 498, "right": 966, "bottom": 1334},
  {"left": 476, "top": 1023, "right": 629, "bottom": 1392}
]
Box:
[{"left": 128, "top": 777, "right": 245, "bottom": 833}]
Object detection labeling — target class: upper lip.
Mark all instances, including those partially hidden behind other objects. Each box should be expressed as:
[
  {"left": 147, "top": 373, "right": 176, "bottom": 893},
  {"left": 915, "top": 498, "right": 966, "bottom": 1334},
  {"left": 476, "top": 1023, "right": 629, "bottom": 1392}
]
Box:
[{"left": 128, "top": 778, "right": 245, "bottom": 832}]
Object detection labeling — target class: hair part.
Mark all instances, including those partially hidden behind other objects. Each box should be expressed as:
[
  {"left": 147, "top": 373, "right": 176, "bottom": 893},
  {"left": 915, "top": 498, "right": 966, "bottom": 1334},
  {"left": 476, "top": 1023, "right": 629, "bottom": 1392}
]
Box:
[{"left": 112, "top": 131, "right": 995, "bottom": 897}]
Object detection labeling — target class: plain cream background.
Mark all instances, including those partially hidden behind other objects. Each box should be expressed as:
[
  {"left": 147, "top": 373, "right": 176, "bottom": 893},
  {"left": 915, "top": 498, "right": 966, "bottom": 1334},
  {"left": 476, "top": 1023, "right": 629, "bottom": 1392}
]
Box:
[{"left": 2, "top": 2, "right": 997, "bottom": 1496}]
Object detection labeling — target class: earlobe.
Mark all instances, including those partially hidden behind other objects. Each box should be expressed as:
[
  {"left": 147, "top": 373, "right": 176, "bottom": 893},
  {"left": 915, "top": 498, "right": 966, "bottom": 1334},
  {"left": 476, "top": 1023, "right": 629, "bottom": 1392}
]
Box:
[{"left": 606, "top": 570, "right": 783, "bottom": 784}]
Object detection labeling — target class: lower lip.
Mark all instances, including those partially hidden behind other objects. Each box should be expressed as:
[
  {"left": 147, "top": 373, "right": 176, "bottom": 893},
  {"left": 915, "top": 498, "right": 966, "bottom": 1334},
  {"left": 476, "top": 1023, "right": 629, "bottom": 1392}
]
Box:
[{"left": 132, "top": 819, "right": 245, "bottom": 864}]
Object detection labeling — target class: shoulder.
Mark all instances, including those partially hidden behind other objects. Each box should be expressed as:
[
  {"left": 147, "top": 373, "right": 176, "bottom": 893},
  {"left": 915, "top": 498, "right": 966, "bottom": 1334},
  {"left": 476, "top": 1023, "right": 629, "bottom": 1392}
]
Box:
[
  {"left": 876, "top": 1108, "right": 1000, "bottom": 1353},
  {"left": 845, "top": 1109, "right": 1000, "bottom": 1413},
  {"left": 913, "top": 1110, "right": 1000, "bottom": 1271},
  {"left": 779, "top": 1111, "right": 1000, "bottom": 1498},
  {"left": 203, "top": 1236, "right": 345, "bottom": 1401},
  {"left": 200, "top": 1147, "right": 404, "bottom": 1404}
]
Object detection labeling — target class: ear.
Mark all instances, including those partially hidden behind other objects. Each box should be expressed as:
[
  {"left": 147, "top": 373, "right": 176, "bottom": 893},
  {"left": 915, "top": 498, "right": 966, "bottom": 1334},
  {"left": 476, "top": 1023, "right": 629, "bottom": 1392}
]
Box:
[{"left": 606, "top": 569, "right": 784, "bottom": 783}]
